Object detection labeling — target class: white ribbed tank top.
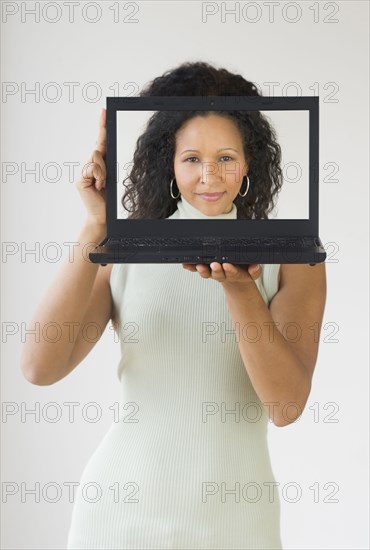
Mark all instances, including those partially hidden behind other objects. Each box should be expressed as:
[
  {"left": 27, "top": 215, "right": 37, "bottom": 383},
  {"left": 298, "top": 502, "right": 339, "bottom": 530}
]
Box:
[{"left": 67, "top": 197, "right": 282, "bottom": 550}]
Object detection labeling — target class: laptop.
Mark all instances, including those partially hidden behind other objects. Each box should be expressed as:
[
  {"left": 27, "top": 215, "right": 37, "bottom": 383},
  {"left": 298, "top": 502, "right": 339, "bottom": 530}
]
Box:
[{"left": 89, "top": 95, "right": 326, "bottom": 266}]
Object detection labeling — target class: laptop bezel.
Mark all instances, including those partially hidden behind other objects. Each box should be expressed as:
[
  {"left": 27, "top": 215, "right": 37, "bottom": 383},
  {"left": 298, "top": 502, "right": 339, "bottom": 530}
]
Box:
[{"left": 106, "top": 95, "right": 319, "bottom": 237}]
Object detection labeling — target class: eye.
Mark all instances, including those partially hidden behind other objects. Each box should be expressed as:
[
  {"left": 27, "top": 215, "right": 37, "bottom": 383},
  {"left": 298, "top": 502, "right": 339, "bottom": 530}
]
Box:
[{"left": 184, "top": 155, "right": 233, "bottom": 162}]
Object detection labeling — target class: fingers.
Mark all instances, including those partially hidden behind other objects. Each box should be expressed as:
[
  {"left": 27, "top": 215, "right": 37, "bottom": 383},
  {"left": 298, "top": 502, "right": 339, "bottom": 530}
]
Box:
[
  {"left": 196, "top": 264, "right": 213, "bottom": 278},
  {"left": 78, "top": 149, "right": 106, "bottom": 191},
  {"left": 76, "top": 108, "right": 107, "bottom": 193},
  {"left": 95, "top": 108, "right": 106, "bottom": 156},
  {"left": 182, "top": 262, "right": 262, "bottom": 282},
  {"left": 248, "top": 264, "right": 262, "bottom": 279},
  {"left": 208, "top": 262, "right": 228, "bottom": 280},
  {"left": 183, "top": 263, "right": 212, "bottom": 277},
  {"left": 184, "top": 263, "right": 224, "bottom": 279},
  {"left": 182, "top": 264, "right": 197, "bottom": 272}
]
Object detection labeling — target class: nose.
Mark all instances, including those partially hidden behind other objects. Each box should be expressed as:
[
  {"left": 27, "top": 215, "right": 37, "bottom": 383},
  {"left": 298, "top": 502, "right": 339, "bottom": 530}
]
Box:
[{"left": 201, "top": 161, "right": 223, "bottom": 183}]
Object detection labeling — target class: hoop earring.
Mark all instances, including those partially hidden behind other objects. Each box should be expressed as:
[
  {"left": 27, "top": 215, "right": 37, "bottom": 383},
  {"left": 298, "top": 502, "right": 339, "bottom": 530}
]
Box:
[
  {"left": 238, "top": 175, "right": 250, "bottom": 197},
  {"left": 170, "top": 177, "right": 181, "bottom": 199}
]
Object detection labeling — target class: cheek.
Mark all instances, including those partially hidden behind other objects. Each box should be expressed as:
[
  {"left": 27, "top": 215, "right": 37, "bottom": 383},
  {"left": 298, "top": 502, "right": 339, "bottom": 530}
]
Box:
[
  {"left": 176, "top": 163, "right": 200, "bottom": 184},
  {"left": 223, "top": 162, "right": 245, "bottom": 183}
]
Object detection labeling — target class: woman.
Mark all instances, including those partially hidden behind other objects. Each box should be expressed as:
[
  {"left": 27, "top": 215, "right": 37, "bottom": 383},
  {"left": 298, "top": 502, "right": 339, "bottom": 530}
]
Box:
[{"left": 21, "top": 61, "right": 327, "bottom": 550}]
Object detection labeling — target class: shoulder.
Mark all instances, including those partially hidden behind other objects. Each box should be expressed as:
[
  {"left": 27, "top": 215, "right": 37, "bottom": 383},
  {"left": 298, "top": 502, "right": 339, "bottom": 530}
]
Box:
[{"left": 277, "top": 262, "right": 326, "bottom": 293}]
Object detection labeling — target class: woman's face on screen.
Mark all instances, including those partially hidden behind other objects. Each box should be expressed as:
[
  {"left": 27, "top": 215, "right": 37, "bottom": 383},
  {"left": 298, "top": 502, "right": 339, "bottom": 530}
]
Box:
[{"left": 173, "top": 114, "right": 248, "bottom": 216}]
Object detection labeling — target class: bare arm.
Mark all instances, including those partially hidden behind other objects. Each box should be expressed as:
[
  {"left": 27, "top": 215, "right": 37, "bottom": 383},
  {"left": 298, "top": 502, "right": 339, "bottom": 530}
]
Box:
[
  {"left": 20, "top": 222, "right": 113, "bottom": 385},
  {"left": 222, "top": 263, "right": 326, "bottom": 427},
  {"left": 182, "top": 261, "right": 326, "bottom": 427},
  {"left": 21, "top": 108, "right": 114, "bottom": 385}
]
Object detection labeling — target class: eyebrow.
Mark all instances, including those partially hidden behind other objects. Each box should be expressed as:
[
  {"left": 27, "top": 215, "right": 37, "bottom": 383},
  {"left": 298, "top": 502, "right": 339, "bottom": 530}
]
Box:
[{"left": 180, "top": 147, "right": 239, "bottom": 154}]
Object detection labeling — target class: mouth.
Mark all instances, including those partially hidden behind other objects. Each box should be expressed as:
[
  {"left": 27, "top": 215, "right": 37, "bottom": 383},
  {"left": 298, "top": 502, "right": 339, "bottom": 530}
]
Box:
[{"left": 197, "top": 192, "right": 226, "bottom": 202}]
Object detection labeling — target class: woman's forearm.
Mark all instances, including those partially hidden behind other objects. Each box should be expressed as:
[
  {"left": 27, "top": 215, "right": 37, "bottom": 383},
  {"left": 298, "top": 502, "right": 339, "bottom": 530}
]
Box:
[
  {"left": 20, "top": 221, "right": 106, "bottom": 384},
  {"left": 223, "top": 282, "right": 311, "bottom": 427}
]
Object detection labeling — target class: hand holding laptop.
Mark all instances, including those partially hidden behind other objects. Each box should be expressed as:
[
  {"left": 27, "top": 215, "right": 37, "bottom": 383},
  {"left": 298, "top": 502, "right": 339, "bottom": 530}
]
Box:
[
  {"left": 75, "top": 108, "right": 107, "bottom": 228},
  {"left": 182, "top": 262, "right": 262, "bottom": 285}
]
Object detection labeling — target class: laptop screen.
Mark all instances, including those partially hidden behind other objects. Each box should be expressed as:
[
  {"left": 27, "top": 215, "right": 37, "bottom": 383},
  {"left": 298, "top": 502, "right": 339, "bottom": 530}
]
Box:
[{"left": 106, "top": 96, "right": 319, "bottom": 237}]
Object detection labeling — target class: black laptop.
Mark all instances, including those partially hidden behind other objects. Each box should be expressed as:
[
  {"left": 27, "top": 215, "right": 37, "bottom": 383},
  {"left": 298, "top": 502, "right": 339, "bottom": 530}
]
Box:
[{"left": 89, "top": 95, "right": 326, "bottom": 266}]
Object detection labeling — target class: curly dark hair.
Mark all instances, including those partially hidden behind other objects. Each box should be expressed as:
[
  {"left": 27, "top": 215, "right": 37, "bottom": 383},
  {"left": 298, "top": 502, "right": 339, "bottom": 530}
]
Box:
[{"left": 121, "top": 61, "right": 283, "bottom": 220}]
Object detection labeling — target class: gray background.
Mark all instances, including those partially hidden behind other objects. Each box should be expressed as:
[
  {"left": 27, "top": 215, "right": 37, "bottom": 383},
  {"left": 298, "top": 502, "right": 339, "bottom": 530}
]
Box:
[{"left": 1, "top": 1, "right": 369, "bottom": 549}]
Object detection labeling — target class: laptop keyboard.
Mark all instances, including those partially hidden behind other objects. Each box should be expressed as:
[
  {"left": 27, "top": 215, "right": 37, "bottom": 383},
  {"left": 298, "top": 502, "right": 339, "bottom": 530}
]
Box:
[{"left": 108, "top": 236, "right": 319, "bottom": 247}]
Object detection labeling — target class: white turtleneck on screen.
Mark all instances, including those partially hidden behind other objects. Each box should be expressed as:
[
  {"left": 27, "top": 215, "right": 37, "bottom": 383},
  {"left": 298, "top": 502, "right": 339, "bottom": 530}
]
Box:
[
  {"left": 168, "top": 194, "right": 238, "bottom": 219},
  {"left": 67, "top": 197, "right": 282, "bottom": 550}
]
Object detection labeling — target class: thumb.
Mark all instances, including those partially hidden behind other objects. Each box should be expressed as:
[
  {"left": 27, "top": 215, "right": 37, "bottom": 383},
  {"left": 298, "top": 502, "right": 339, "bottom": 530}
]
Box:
[{"left": 248, "top": 264, "right": 262, "bottom": 280}]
